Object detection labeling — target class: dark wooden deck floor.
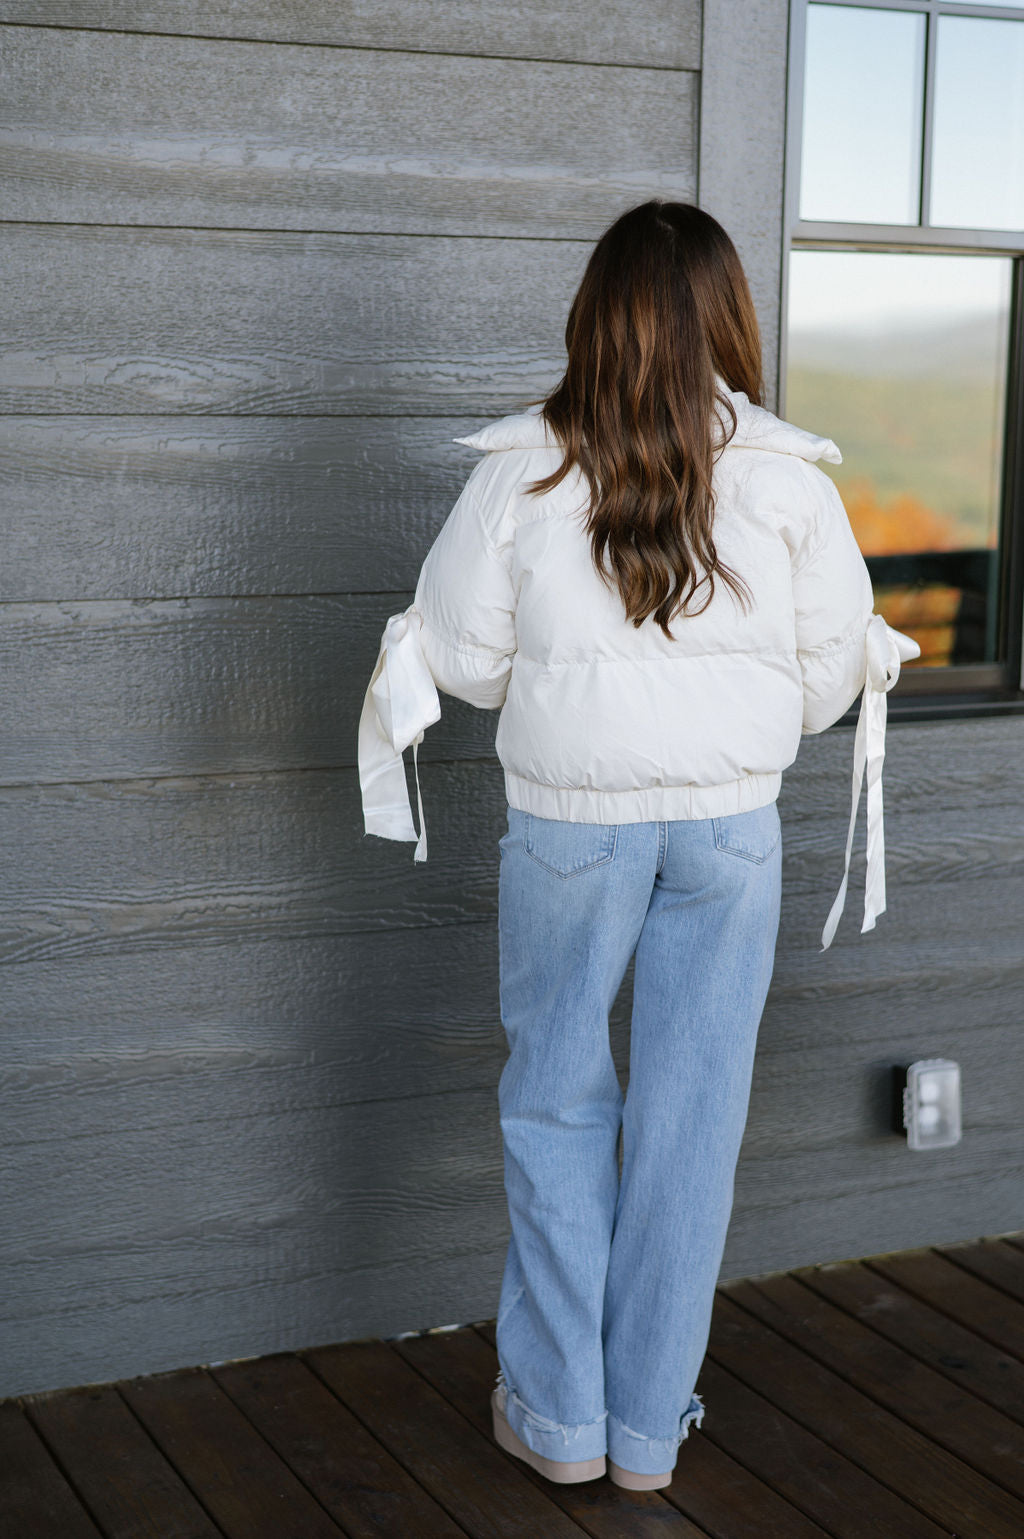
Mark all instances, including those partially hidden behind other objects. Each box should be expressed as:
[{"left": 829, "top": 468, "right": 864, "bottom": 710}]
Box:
[{"left": 4, "top": 1232, "right": 1024, "bottom": 1539}]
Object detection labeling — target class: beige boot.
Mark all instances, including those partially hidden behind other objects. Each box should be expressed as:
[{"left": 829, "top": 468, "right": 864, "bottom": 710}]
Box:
[
  {"left": 491, "top": 1385, "right": 606, "bottom": 1483},
  {"left": 607, "top": 1458, "right": 672, "bottom": 1490}
]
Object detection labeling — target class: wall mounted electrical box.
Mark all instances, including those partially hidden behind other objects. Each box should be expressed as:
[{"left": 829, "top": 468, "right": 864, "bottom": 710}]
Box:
[{"left": 901, "top": 1059, "right": 962, "bottom": 1151}]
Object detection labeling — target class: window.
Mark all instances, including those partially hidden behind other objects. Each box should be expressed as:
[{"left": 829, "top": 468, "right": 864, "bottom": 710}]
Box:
[{"left": 782, "top": 0, "right": 1024, "bottom": 708}]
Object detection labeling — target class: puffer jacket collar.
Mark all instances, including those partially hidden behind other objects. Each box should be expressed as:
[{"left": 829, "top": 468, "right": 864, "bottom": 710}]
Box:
[{"left": 454, "top": 380, "right": 842, "bottom": 466}]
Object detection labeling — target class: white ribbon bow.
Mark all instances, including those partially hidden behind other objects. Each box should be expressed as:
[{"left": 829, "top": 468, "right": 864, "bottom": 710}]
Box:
[
  {"left": 358, "top": 605, "right": 441, "bottom": 862},
  {"left": 820, "top": 614, "right": 920, "bottom": 951}
]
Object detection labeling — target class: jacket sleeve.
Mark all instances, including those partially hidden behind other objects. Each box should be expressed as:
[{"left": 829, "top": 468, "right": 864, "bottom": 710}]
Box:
[
  {"left": 411, "top": 471, "right": 518, "bottom": 710},
  {"left": 356, "top": 459, "right": 517, "bottom": 865},
  {"left": 791, "top": 466, "right": 876, "bottom": 733}
]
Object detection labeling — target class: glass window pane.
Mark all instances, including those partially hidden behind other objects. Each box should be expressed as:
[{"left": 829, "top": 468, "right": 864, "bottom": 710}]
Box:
[
  {"left": 786, "top": 251, "right": 1011, "bottom": 668},
  {"left": 799, "top": 4, "right": 925, "bottom": 225},
  {"left": 931, "top": 17, "right": 1024, "bottom": 231}
]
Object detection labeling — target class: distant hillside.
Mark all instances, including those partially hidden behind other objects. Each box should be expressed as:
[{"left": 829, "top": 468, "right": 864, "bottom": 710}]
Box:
[{"left": 785, "top": 364, "right": 1005, "bottom": 543}]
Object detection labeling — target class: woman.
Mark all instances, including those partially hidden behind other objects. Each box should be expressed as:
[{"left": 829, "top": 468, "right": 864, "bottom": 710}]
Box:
[{"left": 358, "top": 201, "right": 918, "bottom": 1492}]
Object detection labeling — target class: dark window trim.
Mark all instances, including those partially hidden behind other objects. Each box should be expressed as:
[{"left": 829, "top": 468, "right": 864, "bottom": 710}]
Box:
[
  {"left": 843, "top": 692, "right": 1024, "bottom": 727},
  {"left": 997, "top": 256, "right": 1024, "bottom": 689}
]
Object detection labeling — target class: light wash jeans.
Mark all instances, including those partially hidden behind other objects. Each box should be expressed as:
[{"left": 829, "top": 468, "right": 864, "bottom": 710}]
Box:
[{"left": 494, "top": 799, "right": 782, "bottom": 1475}]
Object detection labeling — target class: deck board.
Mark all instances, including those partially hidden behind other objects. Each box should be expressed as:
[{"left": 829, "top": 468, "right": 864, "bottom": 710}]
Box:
[
  {"left": 793, "top": 1245, "right": 1024, "bottom": 1424},
  {"left": 0, "top": 1403, "right": 103, "bottom": 1538},
  {"left": 685, "top": 1356, "right": 947, "bottom": 1539},
  {"left": 211, "top": 1352, "right": 465, "bottom": 1539},
  {"left": 119, "top": 1367, "right": 343, "bottom": 1539},
  {"left": 723, "top": 1271, "right": 1024, "bottom": 1500},
  {"left": 23, "top": 1385, "right": 219, "bottom": 1539},
  {"left": 711, "top": 1288, "right": 1024, "bottom": 1534},
  {"left": 929, "top": 1236, "right": 1024, "bottom": 1306},
  {"left": 867, "top": 1246, "right": 1024, "bottom": 1359},
  {"left": 304, "top": 1337, "right": 585, "bottom": 1538},
  {"left": 403, "top": 1322, "right": 709, "bottom": 1536},
  {"left": 5, "top": 1231, "right": 1024, "bottom": 1539}
]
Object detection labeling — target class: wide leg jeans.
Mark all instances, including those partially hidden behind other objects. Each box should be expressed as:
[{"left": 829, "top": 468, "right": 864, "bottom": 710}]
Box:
[{"left": 494, "top": 799, "right": 782, "bottom": 1476}]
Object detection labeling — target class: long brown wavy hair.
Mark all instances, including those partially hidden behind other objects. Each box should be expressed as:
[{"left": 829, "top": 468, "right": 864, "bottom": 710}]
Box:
[{"left": 528, "top": 200, "right": 764, "bottom": 639}]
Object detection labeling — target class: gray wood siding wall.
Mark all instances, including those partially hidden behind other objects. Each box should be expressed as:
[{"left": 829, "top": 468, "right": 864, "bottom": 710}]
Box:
[
  {"left": 0, "top": 3, "right": 700, "bottom": 1399},
  {"left": 1, "top": 2, "right": 1021, "bottom": 1402}
]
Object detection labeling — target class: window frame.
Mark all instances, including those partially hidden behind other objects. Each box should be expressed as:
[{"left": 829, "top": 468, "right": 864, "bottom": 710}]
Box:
[{"left": 780, "top": 0, "right": 1024, "bottom": 717}]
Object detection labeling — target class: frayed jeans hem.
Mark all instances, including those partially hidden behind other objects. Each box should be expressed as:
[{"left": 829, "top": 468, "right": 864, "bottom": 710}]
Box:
[
  {"left": 495, "top": 1368, "right": 609, "bottom": 1464},
  {"left": 495, "top": 1369, "right": 705, "bottom": 1473},
  {"left": 607, "top": 1393, "right": 706, "bottom": 1474}
]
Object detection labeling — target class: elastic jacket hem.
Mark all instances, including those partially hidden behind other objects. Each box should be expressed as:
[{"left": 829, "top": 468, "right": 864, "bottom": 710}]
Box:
[{"left": 503, "top": 770, "right": 783, "bottom": 824}]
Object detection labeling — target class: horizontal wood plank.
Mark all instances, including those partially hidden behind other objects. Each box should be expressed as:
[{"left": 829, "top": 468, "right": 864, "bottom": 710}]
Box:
[
  {"left": 0, "top": 2, "right": 703, "bottom": 69},
  {"left": 0, "top": 756, "right": 1018, "bottom": 933},
  {"left": 1, "top": 224, "right": 585, "bottom": 415},
  {"left": 0, "top": 764, "right": 505, "bottom": 964},
  {"left": 724, "top": 1145, "right": 1024, "bottom": 1284},
  {"left": 0, "top": 592, "right": 497, "bottom": 783},
  {"left": 2, "top": 880, "right": 1023, "bottom": 1034},
  {"left": 0, "top": 925, "right": 616, "bottom": 1121},
  {"left": 0, "top": 1064, "right": 1020, "bottom": 1395},
  {"left": 0, "top": 415, "right": 483, "bottom": 601},
  {"left": 0, "top": 26, "right": 697, "bottom": 237},
  {"left": 2, "top": 592, "right": 1024, "bottom": 799},
  {"left": 0, "top": 922, "right": 521, "bottom": 1079},
  {"left": 4, "top": 908, "right": 1019, "bottom": 1068},
  {"left": 1, "top": 997, "right": 1018, "bottom": 1176},
  {"left": 0, "top": 1236, "right": 510, "bottom": 1402},
  {"left": 0, "top": 1080, "right": 512, "bottom": 1397},
  {"left": 0, "top": 1084, "right": 508, "bottom": 1282},
  {"left": 31, "top": 419, "right": 1024, "bottom": 636},
  {"left": 0, "top": 752, "right": 1021, "bottom": 957}
]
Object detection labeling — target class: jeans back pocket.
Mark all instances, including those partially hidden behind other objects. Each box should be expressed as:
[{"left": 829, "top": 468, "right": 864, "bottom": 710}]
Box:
[
  {"left": 712, "top": 802, "right": 781, "bottom": 864},
  {"left": 523, "top": 812, "right": 618, "bottom": 877}
]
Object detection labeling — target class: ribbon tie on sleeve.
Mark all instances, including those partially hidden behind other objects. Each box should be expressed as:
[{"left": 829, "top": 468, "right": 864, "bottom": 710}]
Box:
[
  {"left": 819, "top": 614, "right": 920, "bottom": 952},
  {"left": 358, "top": 605, "right": 441, "bottom": 862}
]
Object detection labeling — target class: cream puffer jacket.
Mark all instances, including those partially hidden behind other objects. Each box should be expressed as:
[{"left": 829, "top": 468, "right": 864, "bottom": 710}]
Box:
[{"left": 358, "top": 383, "right": 920, "bottom": 950}]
